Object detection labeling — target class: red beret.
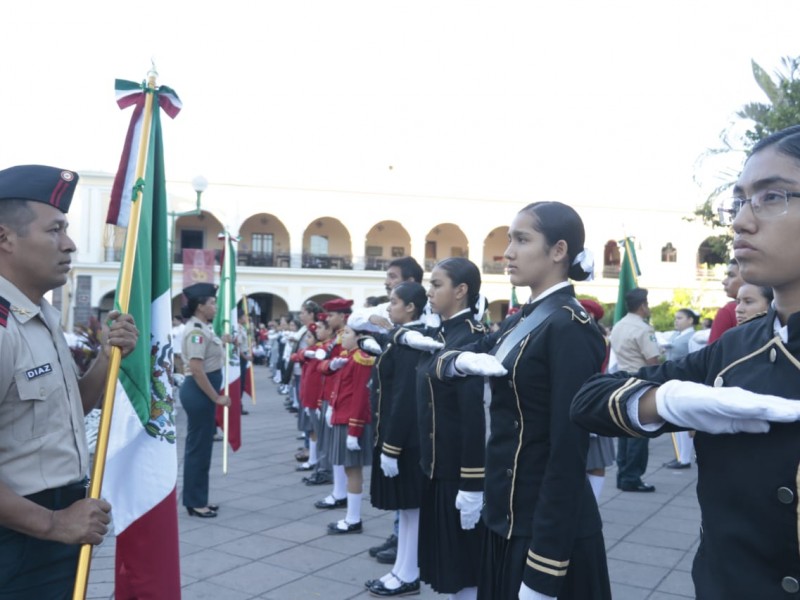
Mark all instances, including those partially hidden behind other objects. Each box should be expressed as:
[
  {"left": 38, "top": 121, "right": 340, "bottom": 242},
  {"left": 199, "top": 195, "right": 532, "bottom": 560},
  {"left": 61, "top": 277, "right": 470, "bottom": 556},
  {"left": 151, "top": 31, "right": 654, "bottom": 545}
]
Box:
[
  {"left": 579, "top": 299, "right": 604, "bottom": 320},
  {"left": 322, "top": 298, "right": 354, "bottom": 313}
]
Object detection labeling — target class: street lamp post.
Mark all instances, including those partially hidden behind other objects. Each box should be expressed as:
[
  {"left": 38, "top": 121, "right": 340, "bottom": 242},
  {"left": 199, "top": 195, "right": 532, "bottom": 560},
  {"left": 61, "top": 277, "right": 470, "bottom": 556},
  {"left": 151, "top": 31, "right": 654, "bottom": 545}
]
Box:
[{"left": 169, "top": 175, "right": 208, "bottom": 294}]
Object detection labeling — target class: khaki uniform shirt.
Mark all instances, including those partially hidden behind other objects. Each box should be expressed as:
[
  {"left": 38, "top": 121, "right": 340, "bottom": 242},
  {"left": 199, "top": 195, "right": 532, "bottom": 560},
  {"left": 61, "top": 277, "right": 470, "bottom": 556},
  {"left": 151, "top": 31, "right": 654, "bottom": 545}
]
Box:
[
  {"left": 0, "top": 276, "right": 88, "bottom": 496},
  {"left": 182, "top": 320, "right": 224, "bottom": 373},
  {"left": 610, "top": 312, "right": 661, "bottom": 372}
]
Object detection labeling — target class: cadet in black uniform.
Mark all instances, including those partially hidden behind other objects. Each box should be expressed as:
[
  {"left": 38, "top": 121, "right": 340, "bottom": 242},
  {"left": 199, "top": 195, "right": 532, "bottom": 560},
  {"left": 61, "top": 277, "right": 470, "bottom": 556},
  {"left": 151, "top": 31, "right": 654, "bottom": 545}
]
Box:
[
  {"left": 432, "top": 203, "right": 610, "bottom": 600},
  {"left": 571, "top": 125, "right": 800, "bottom": 599},
  {"left": 416, "top": 258, "right": 486, "bottom": 600},
  {"left": 367, "top": 282, "right": 428, "bottom": 597}
]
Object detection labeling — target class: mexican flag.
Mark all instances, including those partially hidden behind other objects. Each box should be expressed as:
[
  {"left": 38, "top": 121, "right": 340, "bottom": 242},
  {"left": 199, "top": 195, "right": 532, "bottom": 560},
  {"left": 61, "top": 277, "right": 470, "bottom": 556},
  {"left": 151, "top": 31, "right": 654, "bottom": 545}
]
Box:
[
  {"left": 213, "top": 234, "right": 242, "bottom": 451},
  {"left": 104, "top": 79, "right": 181, "bottom": 598},
  {"left": 613, "top": 236, "right": 641, "bottom": 324}
]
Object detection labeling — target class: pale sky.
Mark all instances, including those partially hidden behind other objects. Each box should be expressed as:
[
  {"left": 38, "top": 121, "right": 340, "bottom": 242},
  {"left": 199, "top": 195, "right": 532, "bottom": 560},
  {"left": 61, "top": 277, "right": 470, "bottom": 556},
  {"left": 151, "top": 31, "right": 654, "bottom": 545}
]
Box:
[{"left": 3, "top": 1, "right": 799, "bottom": 214}]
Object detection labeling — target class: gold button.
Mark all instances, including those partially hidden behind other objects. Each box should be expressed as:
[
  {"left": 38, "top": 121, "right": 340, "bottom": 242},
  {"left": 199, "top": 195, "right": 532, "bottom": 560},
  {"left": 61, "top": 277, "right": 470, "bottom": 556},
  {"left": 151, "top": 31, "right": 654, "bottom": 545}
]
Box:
[
  {"left": 770, "top": 348, "right": 777, "bottom": 363},
  {"left": 513, "top": 420, "right": 519, "bottom": 429},
  {"left": 713, "top": 376, "right": 723, "bottom": 388},
  {"left": 506, "top": 468, "right": 513, "bottom": 477}
]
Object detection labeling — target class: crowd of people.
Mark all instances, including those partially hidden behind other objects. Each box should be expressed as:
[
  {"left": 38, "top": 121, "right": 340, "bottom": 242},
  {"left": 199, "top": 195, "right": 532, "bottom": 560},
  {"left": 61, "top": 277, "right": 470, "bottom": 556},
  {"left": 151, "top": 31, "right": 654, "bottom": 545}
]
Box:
[{"left": 6, "top": 125, "right": 800, "bottom": 599}]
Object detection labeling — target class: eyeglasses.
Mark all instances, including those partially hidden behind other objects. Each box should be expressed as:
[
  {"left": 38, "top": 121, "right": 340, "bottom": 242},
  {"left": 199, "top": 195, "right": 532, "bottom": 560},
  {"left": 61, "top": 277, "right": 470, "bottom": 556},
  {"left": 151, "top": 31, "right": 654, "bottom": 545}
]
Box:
[{"left": 718, "top": 189, "right": 800, "bottom": 225}]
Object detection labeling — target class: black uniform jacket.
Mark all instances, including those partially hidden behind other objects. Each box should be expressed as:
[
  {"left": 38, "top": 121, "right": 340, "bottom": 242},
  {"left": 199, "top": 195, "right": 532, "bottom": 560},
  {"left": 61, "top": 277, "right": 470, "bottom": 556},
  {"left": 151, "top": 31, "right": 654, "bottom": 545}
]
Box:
[
  {"left": 416, "top": 310, "right": 486, "bottom": 491},
  {"left": 571, "top": 308, "right": 800, "bottom": 600},
  {"left": 436, "top": 286, "right": 605, "bottom": 596},
  {"left": 373, "top": 323, "right": 425, "bottom": 457}
]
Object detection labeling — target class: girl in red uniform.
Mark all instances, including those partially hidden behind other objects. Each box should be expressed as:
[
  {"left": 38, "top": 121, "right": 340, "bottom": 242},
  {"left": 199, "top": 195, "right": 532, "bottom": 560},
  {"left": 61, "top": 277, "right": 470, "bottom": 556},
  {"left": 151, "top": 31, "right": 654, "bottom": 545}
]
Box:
[{"left": 325, "top": 321, "right": 376, "bottom": 534}]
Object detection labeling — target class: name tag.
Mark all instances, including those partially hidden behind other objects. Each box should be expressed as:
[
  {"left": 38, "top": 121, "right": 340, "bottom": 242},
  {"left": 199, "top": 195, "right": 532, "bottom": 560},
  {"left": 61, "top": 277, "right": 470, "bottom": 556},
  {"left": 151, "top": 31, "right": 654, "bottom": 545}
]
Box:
[{"left": 26, "top": 363, "right": 53, "bottom": 380}]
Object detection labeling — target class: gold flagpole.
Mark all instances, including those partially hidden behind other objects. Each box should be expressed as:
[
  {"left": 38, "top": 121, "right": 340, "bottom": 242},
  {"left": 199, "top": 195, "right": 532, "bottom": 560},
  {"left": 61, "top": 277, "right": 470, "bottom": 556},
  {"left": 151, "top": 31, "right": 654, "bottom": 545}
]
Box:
[
  {"left": 222, "top": 230, "right": 231, "bottom": 475},
  {"left": 240, "top": 288, "right": 257, "bottom": 405},
  {"left": 670, "top": 433, "right": 680, "bottom": 461},
  {"left": 73, "top": 69, "right": 158, "bottom": 600}
]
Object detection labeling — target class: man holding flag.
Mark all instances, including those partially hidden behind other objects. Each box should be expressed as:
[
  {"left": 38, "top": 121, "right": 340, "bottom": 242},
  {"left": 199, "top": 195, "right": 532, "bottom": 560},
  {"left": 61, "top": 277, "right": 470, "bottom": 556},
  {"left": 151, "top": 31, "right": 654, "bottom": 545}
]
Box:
[{"left": 0, "top": 165, "right": 138, "bottom": 598}]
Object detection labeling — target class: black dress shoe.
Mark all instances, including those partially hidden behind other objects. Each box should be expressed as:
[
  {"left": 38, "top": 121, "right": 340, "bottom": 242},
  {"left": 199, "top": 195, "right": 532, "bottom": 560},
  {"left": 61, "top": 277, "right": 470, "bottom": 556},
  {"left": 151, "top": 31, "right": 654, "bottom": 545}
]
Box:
[
  {"left": 369, "top": 534, "right": 398, "bottom": 557},
  {"left": 207, "top": 504, "right": 219, "bottom": 512},
  {"left": 376, "top": 546, "right": 397, "bottom": 564},
  {"left": 296, "top": 462, "right": 315, "bottom": 472},
  {"left": 663, "top": 459, "right": 691, "bottom": 469},
  {"left": 327, "top": 519, "right": 362, "bottom": 534},
  {"left": 368, "top": 577, "right": 421, "bottom": 596},
  {"left": 619, "top": 482, "right": 656, "bottom": 492},
  {"left": 304, "top": 472, "right": 333, "bottom": 486},
  {"left": 241, "top": 408, "right": 249, "bottom": 415},
  {"left": 186, "top": 507, "right": 217, "bottom": 518},
  {"left": 315, "top": 495, "right": 347, "bottom": 509}
]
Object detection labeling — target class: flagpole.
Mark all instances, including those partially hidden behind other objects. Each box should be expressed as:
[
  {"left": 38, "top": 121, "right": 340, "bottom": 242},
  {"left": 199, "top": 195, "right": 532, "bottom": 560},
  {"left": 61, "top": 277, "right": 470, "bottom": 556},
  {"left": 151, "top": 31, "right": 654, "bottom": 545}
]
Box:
[
  {"left": 73, "top": 70, "right": 158, "bottom": 600},
  {"left": 222, "top": 230, "right": 231, "bottom": 475},
  {"left": 241, "top": 288, "right": 256, "bottom": 405}
]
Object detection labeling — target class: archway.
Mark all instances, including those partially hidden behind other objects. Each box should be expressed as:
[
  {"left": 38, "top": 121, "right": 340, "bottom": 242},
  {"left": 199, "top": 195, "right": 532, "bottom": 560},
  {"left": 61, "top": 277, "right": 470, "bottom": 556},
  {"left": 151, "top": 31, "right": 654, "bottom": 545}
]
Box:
[
  {"left": 364, "top": 220, "right": 412, "bottom": 271},
  {"left": 237, "top": 213, "right": 291, "bottom": 267},
  {"left": 424, "top": 223, "right": 469, "bottom": 271},
  {"left": 302, "top": 217, "right": 353, "bottom": 269},
  {"left": 482, "top": 226, "right": 508, "bottom": 274},
  {"left": 174, "top": 210, "right": 225, "bottom": 265}
]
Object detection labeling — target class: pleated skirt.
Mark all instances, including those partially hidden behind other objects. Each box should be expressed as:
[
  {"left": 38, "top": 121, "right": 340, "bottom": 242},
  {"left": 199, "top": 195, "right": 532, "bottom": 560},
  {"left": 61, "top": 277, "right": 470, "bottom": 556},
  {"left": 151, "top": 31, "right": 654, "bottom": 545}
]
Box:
[
  {"left": 586, "top": 435, "right": 616, "bottom": 470},
  {"left": 330, "top": 424, "right": 373, "bottom": 467},
  {"left": 418, "top": 478, "right": 482, "bottom": 593},
  {"left": 370, "top": 443, "right": 423, "bottom": 510},
  {"left": 477, "top": 527, "right": 611, "bottom": 600}
]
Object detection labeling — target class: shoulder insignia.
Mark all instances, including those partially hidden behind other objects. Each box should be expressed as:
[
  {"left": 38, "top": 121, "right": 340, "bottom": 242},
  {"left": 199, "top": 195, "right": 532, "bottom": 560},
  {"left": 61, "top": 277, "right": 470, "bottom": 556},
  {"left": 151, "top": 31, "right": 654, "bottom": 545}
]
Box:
[
  {"left": 466, "top": 320, "right": 486, "bottom": 334},
  {"left": 562, "top": 305, "right": 590, "bottom": 324},
  {"left": 353, "top": 350, "right": 376, "bottom": 366},
  {"left": 0, "top": 296, "right": 8, "bottom": 328}
]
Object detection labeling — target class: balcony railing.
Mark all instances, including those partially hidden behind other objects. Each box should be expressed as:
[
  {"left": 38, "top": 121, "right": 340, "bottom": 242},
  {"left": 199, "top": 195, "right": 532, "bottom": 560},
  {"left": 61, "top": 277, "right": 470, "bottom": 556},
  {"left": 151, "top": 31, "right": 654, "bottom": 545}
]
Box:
[
  {"left": 602, "top": 264, "right": 621, "bottom": 279},
  {"left": 482, "top": 261, "right": 506, "bottom": 274},
  {"left": 237, "top": 252, "right": 292, "bottom": 268},
  {"left": 364, "top": 257, "right": 391, "bottom": 271},
  {"left": 302, "top": 253, "right": 353, "bottom": 270}
]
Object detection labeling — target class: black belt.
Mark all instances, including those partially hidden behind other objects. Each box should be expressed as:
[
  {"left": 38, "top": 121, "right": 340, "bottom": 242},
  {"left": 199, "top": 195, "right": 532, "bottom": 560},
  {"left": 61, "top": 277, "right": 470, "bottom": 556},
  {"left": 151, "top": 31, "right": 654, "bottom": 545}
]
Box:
[{"left": 24, "top": 478, "right": 88, "bottom": 510}]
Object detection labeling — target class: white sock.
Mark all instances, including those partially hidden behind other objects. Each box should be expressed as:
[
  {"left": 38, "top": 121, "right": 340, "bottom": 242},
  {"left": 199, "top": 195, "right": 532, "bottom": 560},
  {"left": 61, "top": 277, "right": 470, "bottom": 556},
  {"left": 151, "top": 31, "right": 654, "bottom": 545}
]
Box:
[
  {"left": 450, "top": 588, "right": 477, "bottom": 600},
  {"left": 345, "top": 492, "right": 362, "bottom": 524},
  {"left": 308, "top": 440, "right": 318, "bottom": 465},
  {"left": 332, "top": 465, "right": 347, "bottom": 499},
  {"left": 395, "top": 508, "right": 420, "bottom": 583},
  {"left": 677, "top": 431, "right": 694, "bottom": 464},
  {"left": 587, "top": 474, "right": 605, "bottom": 501}
]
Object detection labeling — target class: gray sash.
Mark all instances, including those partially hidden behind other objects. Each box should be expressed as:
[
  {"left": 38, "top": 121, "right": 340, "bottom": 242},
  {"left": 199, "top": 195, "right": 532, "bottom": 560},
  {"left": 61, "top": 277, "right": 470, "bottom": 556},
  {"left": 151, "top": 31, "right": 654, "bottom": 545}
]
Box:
[{"left": 492, "top": 295, "right": 582, "bottom": 367}]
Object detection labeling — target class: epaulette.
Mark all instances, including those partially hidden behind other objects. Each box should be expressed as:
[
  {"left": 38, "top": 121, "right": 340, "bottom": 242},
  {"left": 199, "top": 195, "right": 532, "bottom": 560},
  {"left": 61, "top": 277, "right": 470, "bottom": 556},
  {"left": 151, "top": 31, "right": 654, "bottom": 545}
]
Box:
[
  {"left": 353, "top": 350, "right": 376, "bottom": 366},
  {"left": 0, "top": 296, "right": 8, "bottom": 328},
  {"left": 562, "top": 304, "right": 591, "bottom": 324},
  {"left": 466, "top": 320, "right": 486, "bottom": 334}
]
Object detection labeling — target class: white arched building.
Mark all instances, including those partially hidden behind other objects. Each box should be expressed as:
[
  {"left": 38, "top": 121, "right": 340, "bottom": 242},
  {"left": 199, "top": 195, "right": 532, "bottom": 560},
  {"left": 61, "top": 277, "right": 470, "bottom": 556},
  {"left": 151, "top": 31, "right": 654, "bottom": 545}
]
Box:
[{"left": 61, "top": 171, "right": 727, "bottom": 329}]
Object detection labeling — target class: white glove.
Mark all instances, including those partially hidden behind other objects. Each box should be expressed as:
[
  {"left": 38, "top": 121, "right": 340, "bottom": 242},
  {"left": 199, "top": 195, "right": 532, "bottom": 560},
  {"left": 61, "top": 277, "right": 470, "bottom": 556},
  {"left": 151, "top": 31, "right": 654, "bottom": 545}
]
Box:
[
  {"left": 303, "top": 407, "right": 310, "bottom": 416},
  {"left": 454, "top": 352, "right": 508, "bottom": 377},
  {"left": 314, "top": 348, "right": 327, "bottom": 360},
  {"left": 519, "top": 582, "right": 556, "bottom": 600},
  {"left": 346, "top": 435, "right": 361, "bottom": 451},
  {"left": 325, "top": 406, "right": 333, "bottom": 428},
  {"left": 315, "top": 408, "right": 321, "bottom": 419},
  {"left": 359, "top": 336, "right": 383, "bottom": 356},
  {"left": 304, "top": 350, "right": 316, "bottom": 358},
  {"left": 400, "top": 330, "right": 444, "bottom": 352},
  {"left": 454, "top": 490, "right": 483, "bottom": 530},
  {"left": 655, "top": 380, "right": 800, "bottom": 434},
  {"left": 329, "top": 357, "right": 348, "bottom": 371},
  {"left": 380, "top": 454, "right": 399, "bottom": 478}
]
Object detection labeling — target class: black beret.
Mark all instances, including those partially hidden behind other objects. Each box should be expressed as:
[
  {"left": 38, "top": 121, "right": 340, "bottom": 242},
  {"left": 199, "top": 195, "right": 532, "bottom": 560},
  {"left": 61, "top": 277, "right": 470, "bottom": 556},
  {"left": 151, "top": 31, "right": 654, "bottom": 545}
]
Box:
[
  {"left": 183, "top": 282, "right": 217, "bottom": 300},
  {"left": 0, "top": 165, "right": 79, "bottom": 213}
]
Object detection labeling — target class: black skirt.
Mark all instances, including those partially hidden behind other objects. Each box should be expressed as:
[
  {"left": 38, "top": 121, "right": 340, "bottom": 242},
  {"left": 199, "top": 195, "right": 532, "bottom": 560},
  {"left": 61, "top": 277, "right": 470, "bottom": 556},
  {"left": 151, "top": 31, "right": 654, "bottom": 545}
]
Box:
[
  {"left": 477, "top": 527, "right": 611, "bottom": 600},
  {"left": 369, "top": 443, "right": 423, "bottom": 510},
  {"left": 418, "top": 478, "right": 482, "bottom": 593}
]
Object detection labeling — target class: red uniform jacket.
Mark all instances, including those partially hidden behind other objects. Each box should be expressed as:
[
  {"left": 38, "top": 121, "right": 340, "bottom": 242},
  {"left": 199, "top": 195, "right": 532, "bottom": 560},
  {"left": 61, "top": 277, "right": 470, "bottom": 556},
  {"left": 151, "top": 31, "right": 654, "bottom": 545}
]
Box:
[
  {"left": 327, "top": 349, "right": 375, "bottom": 437},
  {"left": 291, "top": 341, "right": 326, "bottom": 410}
]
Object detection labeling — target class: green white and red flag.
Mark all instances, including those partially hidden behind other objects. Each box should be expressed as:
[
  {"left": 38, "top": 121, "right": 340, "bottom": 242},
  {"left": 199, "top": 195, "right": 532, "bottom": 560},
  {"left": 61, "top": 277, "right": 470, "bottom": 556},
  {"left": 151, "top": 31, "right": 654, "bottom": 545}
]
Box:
[
  {"left": 213, "top": 233, "right": 242, "bottom": 451},
  {"left": 613, "top": 237, "right": 641, "bottom": 324},
  {"left": 104, "top": 79, "right": 181, "bottom": 599}
]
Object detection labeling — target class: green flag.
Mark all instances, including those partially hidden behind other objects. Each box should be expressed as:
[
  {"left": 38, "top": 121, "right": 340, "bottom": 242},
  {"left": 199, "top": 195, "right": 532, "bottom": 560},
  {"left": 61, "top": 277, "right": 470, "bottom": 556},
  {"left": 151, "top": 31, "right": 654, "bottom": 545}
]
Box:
[
  {"left": 104, "top": 79, "right": 181, "bottom": 599},
  {"left": 613, "top": 237, "right": 640, "bottom": 324}
]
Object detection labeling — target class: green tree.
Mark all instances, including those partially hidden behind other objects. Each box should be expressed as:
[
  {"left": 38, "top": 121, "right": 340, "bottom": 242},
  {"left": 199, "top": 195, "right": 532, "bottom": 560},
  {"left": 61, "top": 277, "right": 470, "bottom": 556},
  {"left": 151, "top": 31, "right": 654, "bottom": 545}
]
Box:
[{"left": 692, "top": 57, "right": 800, "bottom": 252}]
